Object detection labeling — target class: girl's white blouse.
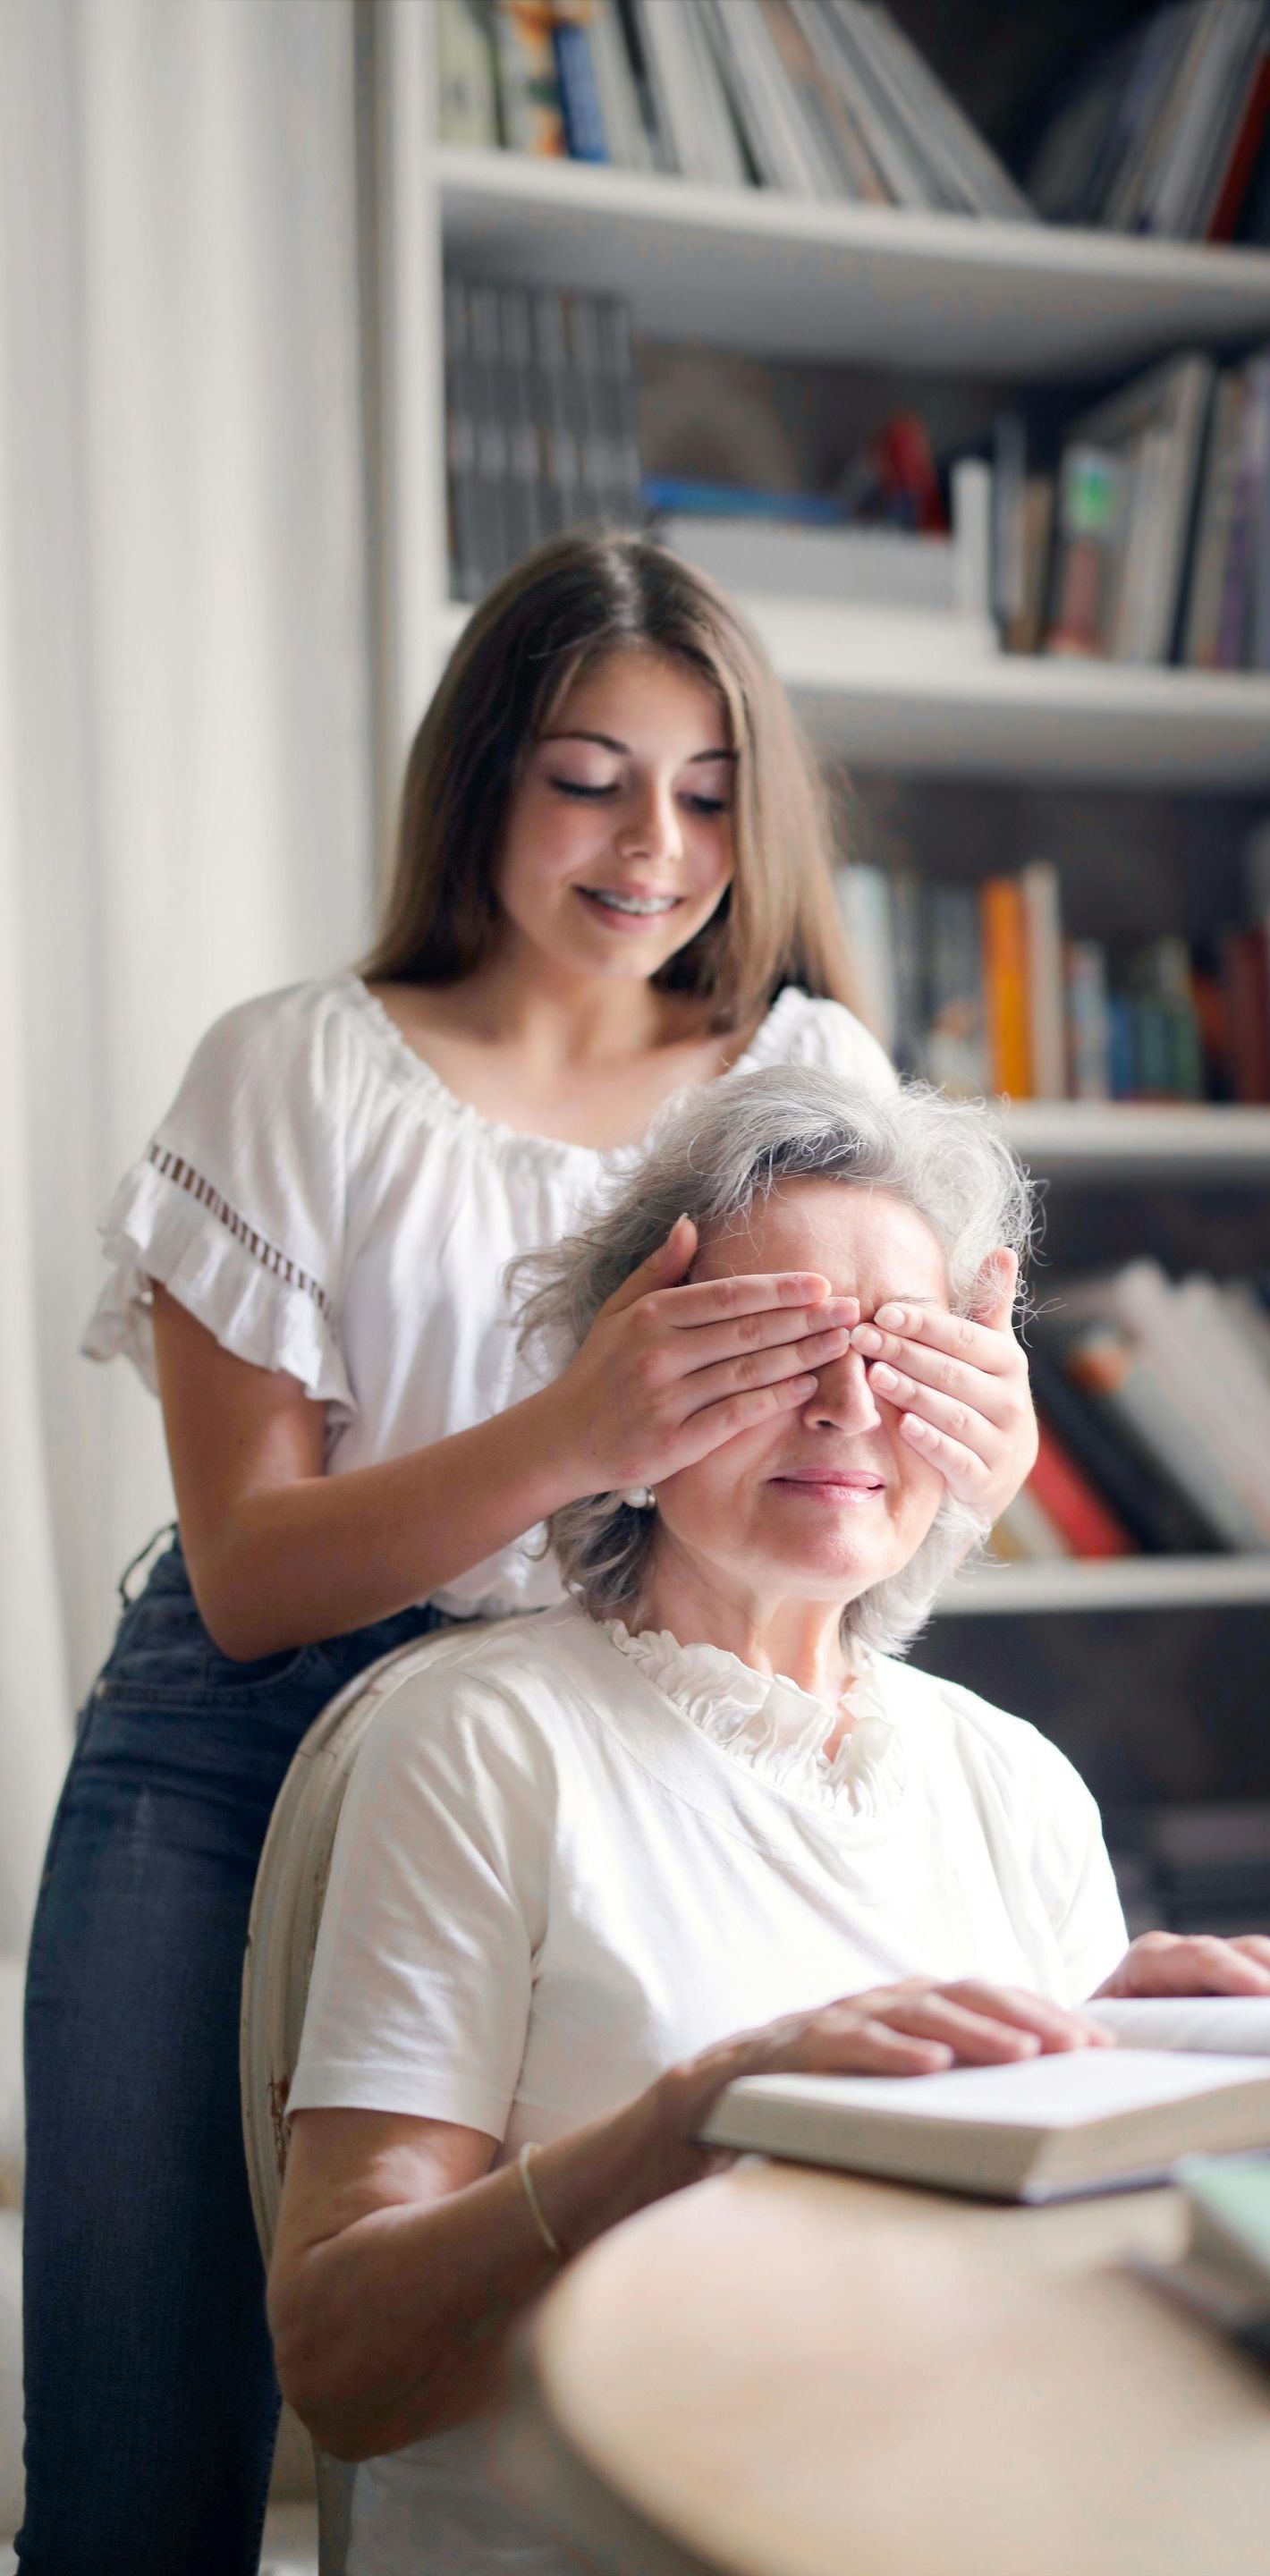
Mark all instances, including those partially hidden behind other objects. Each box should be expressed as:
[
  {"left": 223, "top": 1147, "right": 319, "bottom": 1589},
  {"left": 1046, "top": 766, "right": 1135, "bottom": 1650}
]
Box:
[{"left": 82, "top": 972, "right": 895, "bottom": 1616}]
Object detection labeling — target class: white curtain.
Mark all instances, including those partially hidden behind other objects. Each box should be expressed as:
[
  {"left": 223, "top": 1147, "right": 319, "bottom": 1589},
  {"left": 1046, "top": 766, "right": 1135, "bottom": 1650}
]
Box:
[{"left": 0, "top": 0, "right": 374, "bottom": 1949}]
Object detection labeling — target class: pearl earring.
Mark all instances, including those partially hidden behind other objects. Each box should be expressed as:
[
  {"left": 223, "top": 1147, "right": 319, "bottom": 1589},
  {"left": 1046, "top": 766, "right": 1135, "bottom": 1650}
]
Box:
[{"left": 619, "top": 1486, "right": 655, "bottom": 1511}]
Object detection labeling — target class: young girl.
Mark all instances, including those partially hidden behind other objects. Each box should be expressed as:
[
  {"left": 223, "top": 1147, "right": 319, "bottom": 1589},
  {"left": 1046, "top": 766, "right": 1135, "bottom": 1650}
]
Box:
[{"left": 21, "top": 532, "right": 1037, "bottom": 2576}]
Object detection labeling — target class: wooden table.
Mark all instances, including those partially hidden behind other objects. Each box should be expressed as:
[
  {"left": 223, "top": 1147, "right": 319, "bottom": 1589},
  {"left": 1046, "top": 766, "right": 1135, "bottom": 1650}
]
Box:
[{"left": 497, "top": 2158, "right": 1270, "bottom": 2576}]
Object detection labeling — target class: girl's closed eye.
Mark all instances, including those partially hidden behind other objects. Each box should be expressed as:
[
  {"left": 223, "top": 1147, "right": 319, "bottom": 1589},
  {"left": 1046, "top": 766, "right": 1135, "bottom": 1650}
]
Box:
[
  {"left": 549, "top": 775, "right": 730, "bottom": 817},
  {"left": 549, "top": 775, "right": 618, "bottom": 800}
]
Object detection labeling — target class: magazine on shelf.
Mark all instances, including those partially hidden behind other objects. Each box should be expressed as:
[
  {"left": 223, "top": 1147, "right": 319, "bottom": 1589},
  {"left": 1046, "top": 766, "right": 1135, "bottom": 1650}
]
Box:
[{"left": 1029, "top": 0, "right": 1270, "bottom": 243}]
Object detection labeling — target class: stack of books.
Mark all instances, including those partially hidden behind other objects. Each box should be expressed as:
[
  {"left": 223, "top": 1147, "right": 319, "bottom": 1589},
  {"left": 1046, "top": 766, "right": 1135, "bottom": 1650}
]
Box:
[
  {"left": 995, "top": 347, "right": 1270, "bottom": 671},
  {"left": 444, "top": 277, "right": 643, "bottom": 598},
  {"left": 994, "top": 1258, "right": 1270, "bottom": 1566},
  {"left": 437, "top": 0, "right": 1031, "bottom": 217},
  {"left": 1144, "top": 2148, "right": 1270, "bottom": 2368},
  {"left": 834, "top": 851, "right": 1270, "bottom": 1105},
  {"left": 1029, "top": 0, "right": 1270, "bottom": 244}
]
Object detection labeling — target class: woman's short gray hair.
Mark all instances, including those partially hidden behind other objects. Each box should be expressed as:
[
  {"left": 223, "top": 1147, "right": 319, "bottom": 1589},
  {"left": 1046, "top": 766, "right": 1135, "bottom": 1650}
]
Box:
[{"left": 517, "top": 1066, "right": 1034, "bottom": 1657}]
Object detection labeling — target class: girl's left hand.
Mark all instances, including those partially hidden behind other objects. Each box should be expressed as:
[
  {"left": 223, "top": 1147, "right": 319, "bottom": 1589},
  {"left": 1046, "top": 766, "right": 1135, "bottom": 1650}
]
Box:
[
  {"left": 848, "top": 1249, "right": 1037, "bottom": 1521},
  {"left": 1095, "top": 1930, "right": 1270, "bottom": 2000}
]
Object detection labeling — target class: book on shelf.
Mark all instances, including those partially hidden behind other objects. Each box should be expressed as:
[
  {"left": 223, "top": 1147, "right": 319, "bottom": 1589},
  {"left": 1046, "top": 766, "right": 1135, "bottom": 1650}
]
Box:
[
  {"left": 1023, "top": 1419, "right": 1135, "bottom": 1560},
  {"left": 829, "top": 847, "right": 1270, "bottom": 1106},
  {"left": 1029, "top": 1258, "right": 1270, "bottom": 1559},
  {"left": 995, "top": 342, "right": 1270, "bottom": 672},
  {"left": 1029, "top": 0, "right": 1270, "bottom": 244},
  {"left": 1023, "top": 1337, "right": 1223, "bottom": 1561},
  {"left": 697, "top": 1997, "right": 1270, "bottom": 2203},
  {"left": 440, "top": 0, "right": 1032, "bottom": 216},
  {"left": 444, "top": 275, "right": 643, "bottom": 596},
  {"left": 1043, "top": 355, "right": 1216, "bottom": 666}
]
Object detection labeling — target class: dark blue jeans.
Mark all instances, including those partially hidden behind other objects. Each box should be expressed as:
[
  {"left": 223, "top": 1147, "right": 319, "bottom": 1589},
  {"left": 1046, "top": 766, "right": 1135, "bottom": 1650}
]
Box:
[{"left": 19, "top": 1532, "right": 444, "bottom": 2576}]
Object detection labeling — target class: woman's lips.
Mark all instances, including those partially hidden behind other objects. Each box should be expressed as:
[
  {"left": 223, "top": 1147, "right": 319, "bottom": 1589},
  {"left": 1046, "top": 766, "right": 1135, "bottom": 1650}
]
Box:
[{"left": 771, "top": 1470, "right": 886, "bottom": 1499}]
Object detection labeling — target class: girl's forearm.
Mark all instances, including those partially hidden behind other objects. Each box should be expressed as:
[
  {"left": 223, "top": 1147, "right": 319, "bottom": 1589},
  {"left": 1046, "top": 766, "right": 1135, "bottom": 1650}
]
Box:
[
  {"left": 271, "top": 2085, "right": 698, "bottom": 2461},
  {"left": 197, "top": 1387, "right": 581, "bottom": 1658}
]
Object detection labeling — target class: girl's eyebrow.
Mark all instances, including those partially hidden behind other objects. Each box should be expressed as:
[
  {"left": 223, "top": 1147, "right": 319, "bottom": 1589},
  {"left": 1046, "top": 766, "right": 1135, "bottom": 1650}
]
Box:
[{"left": 539, "top": 729, "right": 737, "bottom": 764}]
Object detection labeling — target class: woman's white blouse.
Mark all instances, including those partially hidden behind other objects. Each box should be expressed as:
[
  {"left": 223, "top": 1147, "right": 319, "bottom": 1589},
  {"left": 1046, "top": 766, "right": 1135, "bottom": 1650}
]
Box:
[
  {"left": 288, "top": 1605, "right": 1128, "bottom": 2576},
  {"left": 81, "top": 971, "right": 895, "bottom": 1614}
]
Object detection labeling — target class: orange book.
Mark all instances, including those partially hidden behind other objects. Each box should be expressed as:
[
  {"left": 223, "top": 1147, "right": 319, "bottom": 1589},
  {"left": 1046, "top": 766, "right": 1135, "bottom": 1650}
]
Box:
[
  {"left": 1028, "top": 1419, "right": 1133, "bottom": 1559},
  {"left": 981, "top": 877, "right": 1031, "bottom": 1097}
]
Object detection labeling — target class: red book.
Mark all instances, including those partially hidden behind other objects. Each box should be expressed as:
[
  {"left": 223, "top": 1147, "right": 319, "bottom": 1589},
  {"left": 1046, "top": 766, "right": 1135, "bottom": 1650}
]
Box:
[
  {"left": 1207, "top": 52, "right": 1270, "bottom": 241},
  {"left": 1222, "top": 925, "right": 1270, "bottom": 1103},
  {"left": 1027, "top": 1419, "right": 1134, "bottom": 1559}
]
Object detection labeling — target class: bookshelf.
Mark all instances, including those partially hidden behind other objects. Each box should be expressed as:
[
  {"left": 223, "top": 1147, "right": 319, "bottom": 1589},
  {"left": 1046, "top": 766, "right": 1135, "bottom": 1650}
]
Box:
[
  {"left": 997, "top": 1102, "right": 1270, "bottom": 1175},
  {"left": 436, "top": 145, "right": 1270, "bottom": 375},
  {"left": 939, "top": 1555, "right": 1270, "bottom": 1618},
  {"left": 368, "top": 5, "right": 1270, "bottom": 1730},
  {"left": 435, "top": 595, "right": 1270, "bottom": 784}
]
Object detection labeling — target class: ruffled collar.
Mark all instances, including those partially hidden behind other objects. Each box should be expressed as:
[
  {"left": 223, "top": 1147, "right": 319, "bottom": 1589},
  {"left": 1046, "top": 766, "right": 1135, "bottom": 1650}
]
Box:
[{"left": 602, "top": 1621, "right": 905, "bottom": 1819}]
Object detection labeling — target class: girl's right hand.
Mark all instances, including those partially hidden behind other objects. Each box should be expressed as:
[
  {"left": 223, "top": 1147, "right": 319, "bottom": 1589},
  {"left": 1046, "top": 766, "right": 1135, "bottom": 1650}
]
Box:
[{"left": 547, "top": 1215, "right": 859, "bottom": 1497}]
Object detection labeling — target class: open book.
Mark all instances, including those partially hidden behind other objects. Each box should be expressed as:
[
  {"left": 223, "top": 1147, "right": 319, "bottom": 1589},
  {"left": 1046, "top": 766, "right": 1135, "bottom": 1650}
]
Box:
[{"left": 696, "top": 2000, "right": 1270, "bottom": 2203}]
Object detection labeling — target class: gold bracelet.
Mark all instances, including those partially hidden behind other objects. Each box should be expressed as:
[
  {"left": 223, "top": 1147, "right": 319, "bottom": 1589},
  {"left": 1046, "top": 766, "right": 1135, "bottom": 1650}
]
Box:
[{"left": 518, "top": 2141, "right": 565, "bottom": 2262}]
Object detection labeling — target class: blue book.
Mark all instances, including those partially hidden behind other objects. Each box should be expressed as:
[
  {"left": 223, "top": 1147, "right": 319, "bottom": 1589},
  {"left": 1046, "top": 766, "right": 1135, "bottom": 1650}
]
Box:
[
  {"left": 554, "top": 19, "right": 609, "bottom": 162},
  {"left": 642, "top": 474, "right": 845, "bottom": 523}
]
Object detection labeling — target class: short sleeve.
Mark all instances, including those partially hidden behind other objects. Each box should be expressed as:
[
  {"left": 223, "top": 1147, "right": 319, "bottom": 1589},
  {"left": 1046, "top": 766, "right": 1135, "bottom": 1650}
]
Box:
[
  {"left": 80, "top": 982, "right": 353, "bottom": 1409},
  {"left": 782, "top": 996, "right": 899, "bottom": 1096},
  {"left": 289, "top": 1644, "right": 555, "bottom": 2135}
]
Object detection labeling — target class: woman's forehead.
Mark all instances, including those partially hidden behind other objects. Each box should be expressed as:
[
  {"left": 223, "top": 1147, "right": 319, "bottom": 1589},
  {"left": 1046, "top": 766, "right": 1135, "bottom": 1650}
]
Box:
[{"left": 697, "top": 1179, "right": 947, "bottom": 1297}]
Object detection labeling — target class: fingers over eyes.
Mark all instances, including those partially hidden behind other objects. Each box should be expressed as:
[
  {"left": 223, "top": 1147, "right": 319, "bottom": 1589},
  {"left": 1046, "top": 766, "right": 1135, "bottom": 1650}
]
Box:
[
  {"left": 662, "top": 1272, "right": 832, "bottom": 1326},
  {"left": 677, "top": 1300, "right": 857, "bottom": 1371},
  {"left": 867, "top": 1360, "right": 1010, "bottom": 1446},
  {"left": 855, "top": 1304, "right": 1021, "bottom": 1382}
]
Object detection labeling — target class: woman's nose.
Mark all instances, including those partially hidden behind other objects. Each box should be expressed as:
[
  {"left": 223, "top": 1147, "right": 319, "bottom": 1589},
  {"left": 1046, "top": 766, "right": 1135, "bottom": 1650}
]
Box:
[
  {"left": 615, "top": 782, "right": 682, "bottom": 867},
  {"left": 802, "top": 1344, "right": 883, "bottom": 1434}
]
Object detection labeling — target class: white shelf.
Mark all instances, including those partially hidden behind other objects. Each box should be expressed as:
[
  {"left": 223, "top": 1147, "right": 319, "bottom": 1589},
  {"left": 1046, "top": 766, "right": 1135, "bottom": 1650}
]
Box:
[
  {"left": 435, "top": 597, "right": 1270, "bottom": 787},
  {"left": 437, "top": 146, "right": 1270, "bottom": 377},
  {"left": 937, "top": 1555, "right": 1270, "bottom": 1616},
  {"left": 997, "top": 1103, "right": 1270, "bottom": 1176}
]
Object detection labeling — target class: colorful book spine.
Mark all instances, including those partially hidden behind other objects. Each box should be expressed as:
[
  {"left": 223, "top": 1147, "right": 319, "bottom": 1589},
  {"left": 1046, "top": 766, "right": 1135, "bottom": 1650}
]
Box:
[
  {"left": 1028, "top": 1420, "right": 1133, "bottom": 1559},
  {"left": 494, "top": 1, "right": 568, "bottom": 156},
  {"left": 980, "top": 877, "right": 1031, "bottom": 1098},
  {"left": 552, "top": 4, "right": 610, "bottom": 161}
]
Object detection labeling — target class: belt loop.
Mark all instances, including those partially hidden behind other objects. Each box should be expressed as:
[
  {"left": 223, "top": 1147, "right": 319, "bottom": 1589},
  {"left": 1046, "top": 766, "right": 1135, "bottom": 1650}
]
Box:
[{"left": 116, "top": 1521, "right": 179, "bottom": 1609}]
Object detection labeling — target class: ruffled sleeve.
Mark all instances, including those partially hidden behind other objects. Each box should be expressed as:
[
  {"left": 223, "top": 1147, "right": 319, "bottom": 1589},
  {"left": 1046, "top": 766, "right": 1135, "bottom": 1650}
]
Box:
[
  {"left": 784, "top": 995, "right": 900, "bottom": 1095},
  {"left": 81, "top": 982, "right": 354, "bottom": 1411}
]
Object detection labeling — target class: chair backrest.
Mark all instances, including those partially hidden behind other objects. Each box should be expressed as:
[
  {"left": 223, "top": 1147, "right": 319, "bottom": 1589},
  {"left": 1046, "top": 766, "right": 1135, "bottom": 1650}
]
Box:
[{"left": 241, "top": 1627, "right": 489, "bottom": 2576}]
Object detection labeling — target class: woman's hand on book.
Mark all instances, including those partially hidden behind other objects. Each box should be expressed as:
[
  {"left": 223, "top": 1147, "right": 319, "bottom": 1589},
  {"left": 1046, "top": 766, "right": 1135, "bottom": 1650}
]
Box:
[
  {"left": 548, "top": 1214, "right": 859, "bottom": 1497},
  {"left": 659, "top": 1978, "right": 1112, "bottom": 2158},
  {"left": 1094, "top": 1930, "right": 1270, "bottom": 1999},
  {"left": 847, "top": 1249, "right": 1038, "bottom": 1521}
]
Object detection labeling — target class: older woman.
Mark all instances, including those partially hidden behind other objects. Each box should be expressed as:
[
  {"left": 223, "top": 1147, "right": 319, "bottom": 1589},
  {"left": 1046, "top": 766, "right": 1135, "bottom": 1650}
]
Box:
[{"left": 271, "top": 1068, "right": 1270, "bottom": 2576}]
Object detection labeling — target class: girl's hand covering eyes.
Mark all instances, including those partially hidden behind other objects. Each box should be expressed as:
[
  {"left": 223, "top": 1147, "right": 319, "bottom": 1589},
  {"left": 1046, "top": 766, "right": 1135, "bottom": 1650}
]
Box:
[
  {"left": 847, "top": 1248, "right": 1038, "bottom": 1522},
  {"left": 548, "top": 1215, "right": 859, "bottom": 1499}
]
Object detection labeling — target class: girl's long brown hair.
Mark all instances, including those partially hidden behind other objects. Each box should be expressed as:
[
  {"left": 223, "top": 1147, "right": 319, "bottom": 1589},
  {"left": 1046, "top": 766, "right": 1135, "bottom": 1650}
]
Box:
[{"left": 362, "top": 531, "right": 859, "bottom": 1033}]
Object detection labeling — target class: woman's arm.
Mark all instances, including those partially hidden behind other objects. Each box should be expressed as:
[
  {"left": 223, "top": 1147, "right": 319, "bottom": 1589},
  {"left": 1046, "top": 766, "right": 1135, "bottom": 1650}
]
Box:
[
  {"left": 269, "top": 1977, "right": 1105, "bottom": 2461},
  {"left": 153, "top": 1220, "right": 855, "bottom": 1658},
  {"left": 153, "top": 1290, "right": 579, "bottom": 1657}
]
